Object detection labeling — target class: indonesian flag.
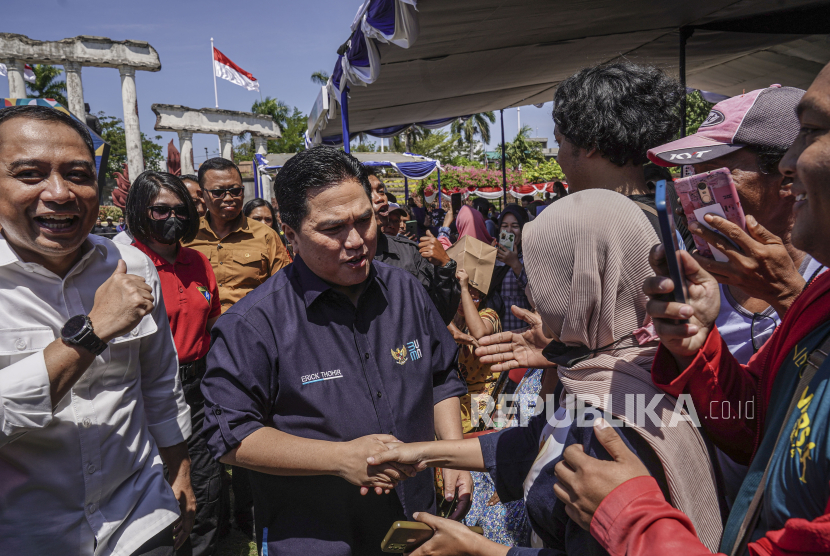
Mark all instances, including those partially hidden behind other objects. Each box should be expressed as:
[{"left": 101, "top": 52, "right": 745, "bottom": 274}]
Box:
[
  {"left": 213, "top": 47, "right": 259, "bottom": 92},
  {"left": 0, "top": 63, "right": 36, "bottom": 83}
]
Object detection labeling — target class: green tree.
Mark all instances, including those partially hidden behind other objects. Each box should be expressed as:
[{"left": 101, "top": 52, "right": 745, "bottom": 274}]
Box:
[
  {"left": 311, "top": 70, "right": 330, "bottom": 85},
  {"left": 503, "top": 125, "right": 544, "bottom": 170},
  {"left": 685, "top": 91, "right": 714, "bottom": 136},
  {"left": 523, "top": 158, "right": 565, "bottom": 183},
  {"left": 97, "top": 113, "right": 163, "bottom": 179},
  {"left": 450, "top": 112, "right": 496, "bottom": 159},
  {"left": 352, "top": 140, "right": 377, "bottom": 152},
  {"left": 235, "top": 96, "right": 307, "bottom": 159},
  {"left": 26, "top": 64, "right": 67, "bottom": 105},
  {"left": 391, "top": 128, "right": 460, "bottom": 164}
]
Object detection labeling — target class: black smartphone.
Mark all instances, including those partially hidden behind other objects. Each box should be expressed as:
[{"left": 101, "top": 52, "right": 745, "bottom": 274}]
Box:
[
  {"left": 655, "top": 179, "right": 689, "bottom": 308},
  {"left": 451, "top": 193, "right": 462, "bottom": 215},
  {"left": 405, "top": 220, "right": 418, "bottom": 237}
]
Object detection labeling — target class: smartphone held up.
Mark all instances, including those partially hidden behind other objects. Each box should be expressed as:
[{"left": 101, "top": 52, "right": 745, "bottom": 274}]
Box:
[{"left": 674, "top": 167, "right": 747, "bottom": 261}]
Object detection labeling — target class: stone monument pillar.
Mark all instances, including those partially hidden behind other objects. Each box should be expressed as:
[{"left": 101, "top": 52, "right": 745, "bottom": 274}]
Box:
[
  {"left": 119, "top": 66, "right": 144, "bottom": 176},
  {"left": 218, "top": 132, "right": 234, "bottom": 161},
  {"left": 178, "top": 130, "right": 194, "bottom": 175},
  {"left": 64, "top": 62, "right": 85, "bottom": 119},
  {"left": 5, "top": 59, "right": 26, "bottom": 98}
]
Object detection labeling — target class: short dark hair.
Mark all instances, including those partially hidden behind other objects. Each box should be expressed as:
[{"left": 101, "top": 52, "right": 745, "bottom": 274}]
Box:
[
  {"left": 126, "top": 171, "right": 200, "bottom": 244},
  {"left": 243, "top": 198, "right": 279, "bottom": 231},
  {"left": 198, "top": 157, "right": 242, "bottom": 187},
  {"left": 273, "top": 146, "right": 370, "bottom": 231},
  {"left": 180, "top": 173, "right": 199, "bottom": 183},
  {"left": 553, "top": 62, "right": 684, "bottom": 166},
  {"left": 521, "top": 195, "right": 534, "bottom": 204},
  {"left": 471, "top": 197, "right": 490, "bottom": 217},
  {"left": 0, "top": 105, "right": 96, "bottom": 162}
]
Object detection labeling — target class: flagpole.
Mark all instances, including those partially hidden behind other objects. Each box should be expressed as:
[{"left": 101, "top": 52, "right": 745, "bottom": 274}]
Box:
[{"left": 211, "top": 38, "right": 219, "bottom": 109}]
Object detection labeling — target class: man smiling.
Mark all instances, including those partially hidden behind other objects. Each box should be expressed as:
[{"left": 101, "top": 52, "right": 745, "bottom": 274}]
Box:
[
  {"left": 200, "top": 147, "right": 468, "bottom": 555},
  {"left": 0, "top": 105, "right": 194, "bottom": 556}
]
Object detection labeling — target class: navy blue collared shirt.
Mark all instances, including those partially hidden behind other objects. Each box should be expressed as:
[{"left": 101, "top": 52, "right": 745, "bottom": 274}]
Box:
[{"left": 201, "top": 255, "right": 465, "bottom": 555}]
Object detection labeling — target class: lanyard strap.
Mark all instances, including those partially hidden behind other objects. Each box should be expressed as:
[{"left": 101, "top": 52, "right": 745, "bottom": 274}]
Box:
[{"left": 730, "top": 330, "right": 830, "bottom": 556}]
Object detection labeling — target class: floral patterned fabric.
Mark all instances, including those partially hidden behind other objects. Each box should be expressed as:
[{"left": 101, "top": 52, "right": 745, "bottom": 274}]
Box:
[
  {"left": 463, "top": 368, "right": 544, "bottom": 547},
  {"left": 458, "top": 308, "right": 501, "bottom": 432}
]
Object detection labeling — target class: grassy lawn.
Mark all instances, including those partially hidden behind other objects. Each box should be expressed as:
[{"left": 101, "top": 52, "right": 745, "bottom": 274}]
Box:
[{"left": 215, "top": 529, "right": 257, "bottom": 556}]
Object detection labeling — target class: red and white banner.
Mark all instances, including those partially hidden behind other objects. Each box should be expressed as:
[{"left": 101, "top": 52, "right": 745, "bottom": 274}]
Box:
[
  {"left": 0, "top": 63, "right": 36, "bottom": 84},
  {"left": 213, "top": 47, "right": 259, "bottom": 92}
]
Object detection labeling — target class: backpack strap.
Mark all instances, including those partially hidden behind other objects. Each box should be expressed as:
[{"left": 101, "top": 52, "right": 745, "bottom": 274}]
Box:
[{"left": 730, "top": 330, "right": 830, "bottom": 556}]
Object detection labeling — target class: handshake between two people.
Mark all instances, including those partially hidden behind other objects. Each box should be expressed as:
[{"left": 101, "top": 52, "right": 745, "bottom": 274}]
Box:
[{"left": 345, "top": 434, "right": 473, "bottom": 521}]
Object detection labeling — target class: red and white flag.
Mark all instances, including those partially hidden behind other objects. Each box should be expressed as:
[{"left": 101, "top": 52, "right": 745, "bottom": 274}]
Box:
[
  {"left": 0, "top": 63, "right": 37, "bottom": 84},
  {"left": 213, "top": 47, "right": 259, "bottom": 92}
]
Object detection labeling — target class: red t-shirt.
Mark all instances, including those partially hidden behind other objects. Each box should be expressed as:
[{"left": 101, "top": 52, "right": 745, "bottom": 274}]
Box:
[{"left": 133, "top": 240, "right": 221, "bottom": 363}]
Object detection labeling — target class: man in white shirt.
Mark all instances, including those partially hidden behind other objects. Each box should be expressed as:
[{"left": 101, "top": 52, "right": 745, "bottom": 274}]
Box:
[{"left": 0, "top": 105, "right": 195, "bottom": 555}]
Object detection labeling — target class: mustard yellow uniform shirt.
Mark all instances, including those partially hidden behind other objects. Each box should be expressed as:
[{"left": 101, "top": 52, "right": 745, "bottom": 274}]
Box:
[{"left": 185, "top": 215, "right": 291, "bottom": 312}]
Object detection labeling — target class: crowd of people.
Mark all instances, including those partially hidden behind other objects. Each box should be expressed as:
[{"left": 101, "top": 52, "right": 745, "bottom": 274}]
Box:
[{"left": 1, "top": 57, "right": 830, "bottom": 556}]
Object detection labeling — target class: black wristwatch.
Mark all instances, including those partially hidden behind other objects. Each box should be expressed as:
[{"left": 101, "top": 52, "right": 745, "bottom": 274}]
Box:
[
  {"left": 61, "top": 315, "right": 108, "bottom": 356},
  {"left": 441, "top": 259, "right": 457, "bottom": 272}
]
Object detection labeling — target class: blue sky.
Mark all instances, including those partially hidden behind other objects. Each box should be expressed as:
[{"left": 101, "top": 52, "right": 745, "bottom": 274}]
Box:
[{"left": 2, "top": 0, "right": 556, "bottom": 163}]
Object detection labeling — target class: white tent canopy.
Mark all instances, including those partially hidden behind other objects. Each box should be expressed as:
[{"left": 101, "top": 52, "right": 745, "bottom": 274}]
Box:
[{"left": 310, "top": 0, "right": 830, "bottom": 141}]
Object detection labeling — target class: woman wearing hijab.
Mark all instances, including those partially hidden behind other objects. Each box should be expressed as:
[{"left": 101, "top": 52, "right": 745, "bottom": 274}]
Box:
[
  {"left": 488, "top": 205, "right": 532, "bottom": 332},
  {"left": 368, "top": 190, "right": 723, "bottom": 556},
  {"left": 438, "top": 204, "right": 494, "bottom": 249},
  {"left": 126, "top": 171, "right": 224, "bottom": 555}
]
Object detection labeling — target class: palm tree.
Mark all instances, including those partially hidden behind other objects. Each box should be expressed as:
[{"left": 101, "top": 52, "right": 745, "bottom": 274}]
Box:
[
  {"left": 26, "top": 64, "right": 67, "bottom": 105},
  {"left": 393, "top": 125, "right": 427, "bottom": 153},
  {"left": 310, "top": 70, "right": 330, "bottom": 86},
  {"left": 251, "top": 96, "right": 290, "bottom": 130},
  {"left": 451, "top": 112, "right": 496, "bottom": 159}
]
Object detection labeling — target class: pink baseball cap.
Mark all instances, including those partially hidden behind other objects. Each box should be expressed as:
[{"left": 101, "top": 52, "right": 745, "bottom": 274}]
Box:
[{"left": 648, "top": 85, "right": 805, "bottom": 167}]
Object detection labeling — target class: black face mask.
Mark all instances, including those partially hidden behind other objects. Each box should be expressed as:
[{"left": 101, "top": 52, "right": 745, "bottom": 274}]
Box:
[{"left": 147, "top": 216, "right": 189, "bottom": 244}]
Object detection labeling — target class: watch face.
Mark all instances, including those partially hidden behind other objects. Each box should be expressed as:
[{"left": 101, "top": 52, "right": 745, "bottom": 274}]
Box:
[{"left": 63, "top": 315, "right": 88, "bottom": 339}]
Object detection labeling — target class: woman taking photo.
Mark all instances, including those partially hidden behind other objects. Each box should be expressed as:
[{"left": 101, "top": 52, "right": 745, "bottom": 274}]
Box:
[
  {"left": 489, "top": 205, "right": 532, "bottom": 332},
  {"left": 125, "top": 171, "right": 224, "bottom": 556},
  {"left": 368, "top": 190, "right": 723, "bottom": 556}
]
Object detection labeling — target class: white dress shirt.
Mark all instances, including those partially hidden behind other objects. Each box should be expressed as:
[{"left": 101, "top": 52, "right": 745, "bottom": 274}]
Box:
[{"left": 0, "top": 234, "right": 191, "bottom": 556}]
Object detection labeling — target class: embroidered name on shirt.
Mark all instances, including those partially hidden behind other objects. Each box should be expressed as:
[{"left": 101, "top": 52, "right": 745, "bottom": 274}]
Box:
[{"left": 301, "top": 370, "right": 343, "bottom": 385}]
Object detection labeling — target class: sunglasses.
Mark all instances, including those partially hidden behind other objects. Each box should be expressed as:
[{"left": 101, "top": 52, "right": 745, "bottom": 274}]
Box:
[
  {"left": 148, "top": 205, "right": 190, "bottom": 220},
  {"left": 204, "top": 187, "right": 244, "bottom": 199}
]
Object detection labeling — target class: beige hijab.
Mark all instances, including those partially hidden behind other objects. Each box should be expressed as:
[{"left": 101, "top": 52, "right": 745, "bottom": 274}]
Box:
[{"left": 523, "top": 189, "right": 722, "bottom": 551}]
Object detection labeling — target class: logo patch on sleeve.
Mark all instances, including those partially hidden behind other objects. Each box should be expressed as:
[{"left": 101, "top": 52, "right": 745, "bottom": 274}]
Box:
[{"left": 197, "top": 286, "right": 211, "bottom": 305}]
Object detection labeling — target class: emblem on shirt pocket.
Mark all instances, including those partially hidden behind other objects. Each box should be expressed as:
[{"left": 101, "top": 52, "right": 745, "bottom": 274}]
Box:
[
  {"left": 197, "top": 286, "right": 211, "bottom": 305},
  {"left": 391, "top": 346, "right": 408, "bottom": 365}
]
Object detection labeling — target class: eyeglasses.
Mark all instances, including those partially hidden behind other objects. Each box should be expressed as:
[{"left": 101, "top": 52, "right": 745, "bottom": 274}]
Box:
[
  {"left": 204, "top": 187, "right": 244, "bottom": 199},
  {"left": 148, "top": 205, "right": 189, "bottom": 221},
  {"left": 751, "top": 312, "right": 778, "bottom": 352}
]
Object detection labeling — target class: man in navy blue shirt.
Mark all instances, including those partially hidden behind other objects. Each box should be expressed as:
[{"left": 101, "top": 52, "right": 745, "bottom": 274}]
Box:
[{"left": 201, "top": 147, "right": 469, "bottom": 555}]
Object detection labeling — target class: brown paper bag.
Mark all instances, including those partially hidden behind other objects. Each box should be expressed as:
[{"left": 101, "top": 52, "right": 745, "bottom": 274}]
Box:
[{"left": 446, "top": 236, "right": 497, "bottom": 294}]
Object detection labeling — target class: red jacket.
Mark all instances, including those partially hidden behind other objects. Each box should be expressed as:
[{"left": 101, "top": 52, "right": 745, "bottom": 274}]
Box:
[{"left": 590, "top": 272, "right": 830, "bottom": 556}]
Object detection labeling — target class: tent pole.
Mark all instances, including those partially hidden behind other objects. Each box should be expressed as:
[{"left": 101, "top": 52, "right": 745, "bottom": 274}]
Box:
[
  {"left": 679, "top": 27, "right": 693, "bottom": 138},
  {"left": 340, "top": 88, "right": 351, "bottom": 153},
  {"left": 500, "top": 108, "right": 507, "bottom": 205},
  {"left": 437, "top": 169, "right": 442, "bottom": 208},
  {"left": 404, "top": 176, "right": 409, "bottom": 202}
]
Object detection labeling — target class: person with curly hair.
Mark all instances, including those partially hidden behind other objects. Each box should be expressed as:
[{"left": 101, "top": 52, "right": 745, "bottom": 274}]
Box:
[{"left": 552, "top": 62, "right": 684, "bottom": 238}]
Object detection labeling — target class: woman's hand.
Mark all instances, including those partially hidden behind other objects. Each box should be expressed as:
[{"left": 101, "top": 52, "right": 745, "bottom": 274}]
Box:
[
  {"left": 443, "top": 202, "right": 455, "bottom": 228},
  {"left": 496, "top": 245, "right": 520, "bottom": 275},
  {"left": 409, "top": 512, "right": 507, "bottom": 556},
  {"left": 367, "top": 441, "right": 431, "bottom": 472},
  {"left": 457, "top": 268, "right": 470, "bottom": 288},
  {"left": 475, "top": 306, "right": 554, "bottom": 371},
  {"left": 448, "top": 322, "right": 479, "bottom": 348}
]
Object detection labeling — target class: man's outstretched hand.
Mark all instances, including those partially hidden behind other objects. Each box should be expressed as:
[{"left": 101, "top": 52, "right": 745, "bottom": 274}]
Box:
[
  {"left": 553, "top": 419, "right": 650, "bottom": 530},
  {"left": 338, "top": 434, "right": 419, "bottom": 495},
  {"left": 475, "top": 306, "right": 554, "bottom": 372}
]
